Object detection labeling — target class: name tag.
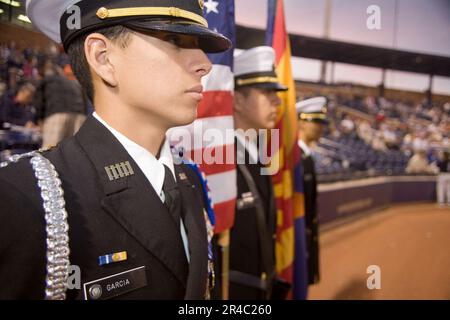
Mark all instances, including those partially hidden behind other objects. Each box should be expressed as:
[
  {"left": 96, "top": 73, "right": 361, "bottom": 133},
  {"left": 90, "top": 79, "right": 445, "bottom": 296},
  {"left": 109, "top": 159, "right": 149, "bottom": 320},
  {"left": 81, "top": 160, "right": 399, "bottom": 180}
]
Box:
[{"left": 83, "top": 266, "right": 147, "bottom": 300}]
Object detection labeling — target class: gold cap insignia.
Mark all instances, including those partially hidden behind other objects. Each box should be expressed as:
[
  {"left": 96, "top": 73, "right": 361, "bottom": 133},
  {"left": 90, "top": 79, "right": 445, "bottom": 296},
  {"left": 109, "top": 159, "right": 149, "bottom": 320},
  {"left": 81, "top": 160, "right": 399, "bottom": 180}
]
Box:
[{"left": 96, "top": 7, "right": 109, "bottom": 19}]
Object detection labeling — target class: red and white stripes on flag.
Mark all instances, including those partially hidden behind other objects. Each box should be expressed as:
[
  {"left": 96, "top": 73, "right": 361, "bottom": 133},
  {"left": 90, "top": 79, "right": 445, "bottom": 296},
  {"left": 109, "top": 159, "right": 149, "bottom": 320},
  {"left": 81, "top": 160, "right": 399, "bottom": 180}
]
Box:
[{"left": 168, "top": 0, "right": 237, "bottom": 234}]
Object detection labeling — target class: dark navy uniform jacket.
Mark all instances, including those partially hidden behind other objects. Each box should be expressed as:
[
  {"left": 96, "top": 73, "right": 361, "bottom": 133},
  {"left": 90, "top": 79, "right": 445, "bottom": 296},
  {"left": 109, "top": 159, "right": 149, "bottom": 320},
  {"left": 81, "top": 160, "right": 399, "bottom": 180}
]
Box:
[
  {"left": 228, "top": 143, "right": 277, "bottom": 300},
  {"left": 299, "top": 144, "right": 320, "bottom": 285},
  {"left": 0, "top": 116, "right": 209, "bottom": 300}
]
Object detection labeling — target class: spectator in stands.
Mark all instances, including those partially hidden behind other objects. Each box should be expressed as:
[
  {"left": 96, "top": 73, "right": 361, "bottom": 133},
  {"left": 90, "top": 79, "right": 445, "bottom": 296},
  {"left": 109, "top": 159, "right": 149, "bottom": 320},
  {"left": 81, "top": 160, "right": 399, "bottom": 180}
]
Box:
[
  {"left": 406, "top": 148, "right": 439, "bottom": 174},
  {"left": 444, "top": 102, "right": 450, "bottom": 114},
  {"left": 412, "top": 131, "right": 428, "bottom": 153},
  {"left": 340, "top": 115, "right": 355, "bottom": 135},
  {"left": 381, "top": 123, "right": 399, "bottom": 149},
  {"left": 372, "top": 131, "right": 387, "bottom": 151},
  {"left": 23, "top": 55, "right": 39, "bottom": 80},
  {"left": 34, "top": 61, "right": 87, "bottom": 148},
  {"left": 365, "top": 96, "right": 377, "bottom": 114},
  {"left": 356, "top": 119, "right": 373, "bottom": 144},
  {"left": 375, "top": 110, "right": 386, "bottom": 126},
  {"left": 0, "top": 82, "right": 36, "bottom": 128}
]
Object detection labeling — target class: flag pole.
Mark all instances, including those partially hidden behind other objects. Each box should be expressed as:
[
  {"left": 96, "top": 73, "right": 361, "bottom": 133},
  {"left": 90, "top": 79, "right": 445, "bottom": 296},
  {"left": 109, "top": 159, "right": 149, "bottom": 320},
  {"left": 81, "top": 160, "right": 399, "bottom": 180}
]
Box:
[{"left": 217, "top": 230, "right": 230, "bottom": 300}]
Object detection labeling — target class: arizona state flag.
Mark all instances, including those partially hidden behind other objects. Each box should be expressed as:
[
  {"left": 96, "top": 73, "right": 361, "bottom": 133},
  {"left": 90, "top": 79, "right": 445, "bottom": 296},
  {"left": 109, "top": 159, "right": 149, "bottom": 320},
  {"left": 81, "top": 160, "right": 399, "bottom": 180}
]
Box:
[{"left": 266, "top": 0, "right": 308, "bottom": 299}]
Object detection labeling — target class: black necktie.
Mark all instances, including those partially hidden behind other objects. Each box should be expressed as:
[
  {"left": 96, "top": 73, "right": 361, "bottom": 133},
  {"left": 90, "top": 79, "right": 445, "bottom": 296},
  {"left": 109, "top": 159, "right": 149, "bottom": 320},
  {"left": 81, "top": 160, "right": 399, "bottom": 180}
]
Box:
[{"left": 162, "top": 165, "right": 182, "bottom": 226}]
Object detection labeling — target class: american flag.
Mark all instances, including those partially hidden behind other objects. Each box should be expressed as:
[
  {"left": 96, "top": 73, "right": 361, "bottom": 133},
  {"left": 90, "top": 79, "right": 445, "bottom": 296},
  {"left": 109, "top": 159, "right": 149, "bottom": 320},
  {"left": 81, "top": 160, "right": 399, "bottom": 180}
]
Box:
[{"left": 168, "top": 0, "right": 237, "bottom": 234}]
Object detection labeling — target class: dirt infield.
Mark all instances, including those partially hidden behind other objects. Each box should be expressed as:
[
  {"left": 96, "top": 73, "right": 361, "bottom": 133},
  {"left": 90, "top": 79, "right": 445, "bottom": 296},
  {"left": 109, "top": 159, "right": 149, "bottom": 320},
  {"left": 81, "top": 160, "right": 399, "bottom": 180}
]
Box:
[{"left": 308, "top": 203, "right": 450, "bottom": 300}]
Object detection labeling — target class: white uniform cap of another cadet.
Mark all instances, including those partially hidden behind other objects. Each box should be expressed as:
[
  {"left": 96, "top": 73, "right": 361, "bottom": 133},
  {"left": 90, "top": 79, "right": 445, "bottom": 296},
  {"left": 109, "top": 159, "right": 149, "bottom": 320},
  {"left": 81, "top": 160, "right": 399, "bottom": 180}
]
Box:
[
  {"left": 234, "top": 46, "right": 288, "bottom": 91},
  {"left": 296, "top": 97, "right": 328, "bottom": 124},
  {"left": 25, "top": 0, "right": 232, "bottom": 53}
]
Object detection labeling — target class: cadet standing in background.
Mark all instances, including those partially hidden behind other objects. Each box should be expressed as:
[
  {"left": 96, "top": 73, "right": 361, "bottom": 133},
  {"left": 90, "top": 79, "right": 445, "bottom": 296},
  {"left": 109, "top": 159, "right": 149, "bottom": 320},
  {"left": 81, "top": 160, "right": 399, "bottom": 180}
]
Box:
[
  {"left": 227, "top": 46, "right": 288, "bottom": 300},
  {"left": 296, "top": 97, "right": 328, "bottom": 285}
]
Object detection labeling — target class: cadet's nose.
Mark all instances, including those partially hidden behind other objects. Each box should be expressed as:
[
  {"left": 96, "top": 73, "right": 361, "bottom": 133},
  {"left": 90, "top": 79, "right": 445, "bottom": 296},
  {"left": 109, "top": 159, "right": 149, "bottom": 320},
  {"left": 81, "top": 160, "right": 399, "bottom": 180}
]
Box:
[
  {"left": 271, "top": 92, "right": 282, "bottom": 107},
  {"left": 192, "top": 49, "right": 213, "bottom": 78}
]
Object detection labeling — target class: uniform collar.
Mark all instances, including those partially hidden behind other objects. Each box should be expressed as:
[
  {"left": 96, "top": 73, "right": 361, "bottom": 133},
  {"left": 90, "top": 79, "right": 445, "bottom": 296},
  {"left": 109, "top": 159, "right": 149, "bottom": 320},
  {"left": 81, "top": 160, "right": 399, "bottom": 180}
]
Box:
[
  {"left": 93, "top": 112, "right": 175, "bottom": 200},
  {"left": 74, "top": 115, "right": 191, "bottom": 284},
  {"left": 298, "top": 139, "right": 312, "bottom": 157}
]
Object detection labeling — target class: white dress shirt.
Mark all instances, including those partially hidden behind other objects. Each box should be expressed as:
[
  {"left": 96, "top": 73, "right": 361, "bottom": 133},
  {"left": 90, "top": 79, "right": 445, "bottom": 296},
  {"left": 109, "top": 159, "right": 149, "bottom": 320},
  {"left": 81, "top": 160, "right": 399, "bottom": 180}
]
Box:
[
  {"left": 93, "top": 112, "right": 190, "bottom": 262},
  {"left": 298, "top": 139, "right": 312, "bottom": 157}
]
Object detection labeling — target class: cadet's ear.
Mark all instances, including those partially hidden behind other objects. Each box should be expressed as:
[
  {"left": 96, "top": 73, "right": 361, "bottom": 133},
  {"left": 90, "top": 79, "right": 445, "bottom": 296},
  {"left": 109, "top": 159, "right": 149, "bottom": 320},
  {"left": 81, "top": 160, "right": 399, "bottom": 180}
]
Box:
[
  {"left": 84, "top": 33, "right": 118, "bottom": 88},
  {"left": 234, "top": 90, "right": 246, "bottom": 113}
]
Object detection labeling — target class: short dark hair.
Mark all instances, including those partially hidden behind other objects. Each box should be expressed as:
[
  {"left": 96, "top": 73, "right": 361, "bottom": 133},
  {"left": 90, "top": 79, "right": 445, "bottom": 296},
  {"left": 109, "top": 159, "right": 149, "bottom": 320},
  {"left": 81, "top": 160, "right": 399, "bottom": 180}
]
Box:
[{"left": 67, "top": 25, "right": 132, "bottom": 101}]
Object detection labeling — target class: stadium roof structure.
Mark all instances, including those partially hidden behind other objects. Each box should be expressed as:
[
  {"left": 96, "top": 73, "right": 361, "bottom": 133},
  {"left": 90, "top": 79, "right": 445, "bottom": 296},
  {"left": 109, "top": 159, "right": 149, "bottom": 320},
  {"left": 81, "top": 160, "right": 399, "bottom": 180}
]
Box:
[{"left": 236, "top": 25, "right": 450, "bottom": 78}]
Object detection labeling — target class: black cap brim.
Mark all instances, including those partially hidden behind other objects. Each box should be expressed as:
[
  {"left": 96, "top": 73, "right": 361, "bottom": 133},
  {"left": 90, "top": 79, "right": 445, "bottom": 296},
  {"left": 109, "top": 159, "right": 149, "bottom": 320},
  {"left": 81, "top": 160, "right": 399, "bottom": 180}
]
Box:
[
  {"left": 299, "top": 117, "right": 329, "bottom": 125},
  {"left": 312, "top": 119, "right": 329, "bottom": 125},
  {"left": 124, "top": 19, "right": 232, "bottom": 53},
  {"left": 237, "top": 82, "right": 288, "bottom": 92}
]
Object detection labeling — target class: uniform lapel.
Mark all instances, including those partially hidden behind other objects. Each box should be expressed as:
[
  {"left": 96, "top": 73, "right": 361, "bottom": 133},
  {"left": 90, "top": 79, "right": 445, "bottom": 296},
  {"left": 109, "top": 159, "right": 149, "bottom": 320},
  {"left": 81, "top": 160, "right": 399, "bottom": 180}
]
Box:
[
  {"left": 239, "top": 141, "right": 269, "bottom": 199},
  {"left": 175, "top": 164, "right": 208, "bottom": 300},
  {"left": 74, "top": 116, "right": 188, "bottom": 285}
]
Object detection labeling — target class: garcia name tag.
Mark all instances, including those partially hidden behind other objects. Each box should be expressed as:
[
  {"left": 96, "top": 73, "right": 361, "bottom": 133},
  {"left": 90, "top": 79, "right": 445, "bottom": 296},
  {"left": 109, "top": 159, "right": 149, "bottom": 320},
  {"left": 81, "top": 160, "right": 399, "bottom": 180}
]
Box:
[{"left": 83, "top": 266, "right": 147, "bottom": 300}]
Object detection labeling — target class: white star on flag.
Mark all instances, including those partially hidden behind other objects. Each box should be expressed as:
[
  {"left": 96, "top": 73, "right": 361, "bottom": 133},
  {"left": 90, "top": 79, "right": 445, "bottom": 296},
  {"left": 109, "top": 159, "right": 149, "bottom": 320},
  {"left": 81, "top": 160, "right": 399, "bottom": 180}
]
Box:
[{"left": 204, "top": 0, "right": 219, "bottom": 14}]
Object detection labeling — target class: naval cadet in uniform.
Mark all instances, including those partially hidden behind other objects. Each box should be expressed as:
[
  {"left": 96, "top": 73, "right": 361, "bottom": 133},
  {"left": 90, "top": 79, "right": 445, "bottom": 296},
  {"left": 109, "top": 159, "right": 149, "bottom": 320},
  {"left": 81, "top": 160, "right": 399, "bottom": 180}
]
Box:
[
  {"left": 0, "top": 0, "right": 231, "bottom": 300},
  {"left": 296, "top": 97, "right": 328, "bottom": 285},
  {"left": 227, "top": 46, "right": 288, "bottom": 300}
]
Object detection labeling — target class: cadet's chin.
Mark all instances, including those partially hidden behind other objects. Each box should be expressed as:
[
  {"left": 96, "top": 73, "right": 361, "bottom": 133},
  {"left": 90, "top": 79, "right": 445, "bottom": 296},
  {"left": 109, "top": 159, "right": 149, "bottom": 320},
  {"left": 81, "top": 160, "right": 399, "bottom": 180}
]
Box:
[
  {"left": 264, "top": 120, "right": 277, "bottom": 130},
  {"left": 173, "top": 106, "right": 198, "bottom": 127}
]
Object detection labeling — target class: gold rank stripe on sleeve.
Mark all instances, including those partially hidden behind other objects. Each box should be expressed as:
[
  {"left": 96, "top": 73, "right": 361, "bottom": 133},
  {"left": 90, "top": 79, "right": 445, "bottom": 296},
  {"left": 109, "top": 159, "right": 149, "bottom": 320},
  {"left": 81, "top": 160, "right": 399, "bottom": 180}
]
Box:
[{"left": 96, "top": 7, "right": 208, "bottom": 28}]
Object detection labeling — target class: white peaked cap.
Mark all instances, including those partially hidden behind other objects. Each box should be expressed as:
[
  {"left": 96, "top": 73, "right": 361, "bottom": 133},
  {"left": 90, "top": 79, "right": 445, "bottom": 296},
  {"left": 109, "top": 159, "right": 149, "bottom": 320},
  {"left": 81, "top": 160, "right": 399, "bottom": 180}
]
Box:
[
  {"left": 234, "top": 46, "right": 276, "bottom": 77},
  {"left": 296, "top": 97, "right": 327, "bottom": 115}
]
